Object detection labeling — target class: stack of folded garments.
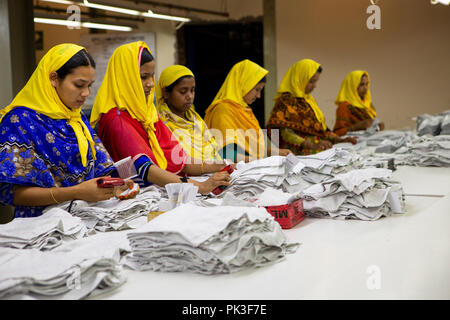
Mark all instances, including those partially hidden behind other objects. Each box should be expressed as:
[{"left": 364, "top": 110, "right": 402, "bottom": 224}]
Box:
[
  {"left": 47, "top": 186, "right": 162, "bottom": 232},
  {"left": 363, "top": 130, "right": 418, "bottom": 153},
  {"left": 0, "top": 208, "right": 86, "bottom": 251},
  {"left": 0, "top": 237, "right": 125, "bottom": 299},
  {"left": 125, "top": 203, "right": 299, "bottom": 275},
  {"left": 416, "top": 110, "right": 450, "bottom": 136},
  {"left": 287, "top": 148, "right": 363, "bottom": 184},
  {"left": 218, "top": 156, "right": 288, "bottom": 200},
  {"left": 440, "top": 112, "right": 450, "bottom": 135},
  {"left": 216, "top": 149, "right": 363, "bottom": 200},
  {"left": 288, "top": 168, "right": 405, "bottom": 221},
  {"left": 405, "top": 135, "right": 450, "bottom": 167}
]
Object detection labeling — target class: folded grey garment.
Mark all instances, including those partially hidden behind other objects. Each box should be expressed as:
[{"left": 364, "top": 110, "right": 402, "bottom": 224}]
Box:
[
  {"left": 0, "top": 208, "right": 86, "bottom": 251},
  {"left": 126, "top": 204, "right": 299, "bottom": 274},
  {"left": 0, "top": 246, "right": 125, "bottom": 300},
  {"left": 45, "top": 186, "right": 161, "bottom": 232},
  {"left": 417, "top": 114, "right": 443, "bottom": 136},
  {"left": 439, "top": 113, "right": 450, "bottom": 135}
]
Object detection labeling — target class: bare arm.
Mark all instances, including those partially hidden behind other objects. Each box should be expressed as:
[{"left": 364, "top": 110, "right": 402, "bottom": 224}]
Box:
[
  {"left": 13, "top": 178, "right": 134, "bottom": 206},
  {"left": 145, "top": 163, "right": 231, "bottom": 195}
]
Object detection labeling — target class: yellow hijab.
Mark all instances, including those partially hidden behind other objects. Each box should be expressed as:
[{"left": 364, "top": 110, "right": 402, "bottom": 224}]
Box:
[
  {"left": 275, "top": 59, "right": 327, "bottom": 131},
  {"left": 335, "top": 70, "right": 376, "bottom": 118},
  {"left": 156, "top": 65, "right": 220, "bottom": 161},
  {"left": 0, "top": 43, "right": 96, "bottom": 167},
  {"left": 204, "top": 60, "right": 268, "bottom": 158},
  {"left": 90, "top": 41, "right": 167, "bottom": 169}
]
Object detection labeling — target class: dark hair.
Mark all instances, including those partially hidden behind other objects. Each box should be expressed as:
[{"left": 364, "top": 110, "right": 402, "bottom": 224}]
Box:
[
  {"left": 317, "top": 66, "right": 323, "bottom": 73},
  {"left": 165, "top": 75, "right": 194, "bottom": 92},
  {"left": 56, "top": 49, "right": 95, "bottom": 80},
  {"left": 140, "top": 48, "right": 154, "bottom": 66},
  {"left": 258, "top": 76, "right": 267, "bottom": 84}
]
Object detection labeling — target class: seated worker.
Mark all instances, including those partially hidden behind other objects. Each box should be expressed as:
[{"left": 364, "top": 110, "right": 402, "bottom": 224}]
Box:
[
  {"left": 204, "top": 59, "right": 292, "bottom": 162},
  {"left": 155, "top": 65, "right": 222, "bottom": 164},
  {"left": 89, "top": 41, "right": 230, "bottom": 195},
  {"left": 0, "top": 44, "right": 135, "bottom": 218},
  {"left": 333, "top": 70, "right": 385, "bottom": 136},
  {"left": 266, "top": 59, "right": 357, "bottom": 155}
]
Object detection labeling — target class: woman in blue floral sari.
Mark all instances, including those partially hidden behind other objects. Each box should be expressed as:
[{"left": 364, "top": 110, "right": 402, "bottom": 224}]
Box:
[{"left": 0, "top": 43, "right": 134, "bottom": 218}]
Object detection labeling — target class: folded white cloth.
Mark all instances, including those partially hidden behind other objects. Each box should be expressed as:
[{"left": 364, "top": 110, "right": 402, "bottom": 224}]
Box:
[
  {"left": 0, "top": 208, "right": 86, "bottom": 251},
  {"left": 0, "top": 237, "right": 125, "bottom": 299},
  {"left": 158, "top": 183, "right": 199, "bottom": 211},
  {"left": 45, "top": 186, "right": 161, "bottom": 232},
  {"left": 125, "top": 203, "right": 299, "bottom": 274},
  {"left": 288, "top": 168, "right": 405, "bottom": 220}
]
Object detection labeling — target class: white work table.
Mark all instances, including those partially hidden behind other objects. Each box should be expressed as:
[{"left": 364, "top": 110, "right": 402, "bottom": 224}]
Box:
[{"left": 93, "top": 166, "right": 450, "bottom": 300}]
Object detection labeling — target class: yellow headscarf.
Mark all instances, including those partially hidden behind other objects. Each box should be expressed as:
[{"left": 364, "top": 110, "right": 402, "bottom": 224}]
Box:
[
  {"left": 209, "top": 59, "right": 268, "bottom": 108},
  {"left": 0, "top": 43, "right": 96, "bottom": 167},
  {"left": 275, "top": 59, "right": 327, "bottom": 130},
  {"left": 156, "top": 65, "right": 220, "bottom": 161},
  {"left": 204, "top": 59, "right": 268, "bottom": 159},
  {"left": 90, "top": 41, "right": 167, "bottom": 169},
  {"left": 335, "top": 70, "right": 376, "bottom": 118}
]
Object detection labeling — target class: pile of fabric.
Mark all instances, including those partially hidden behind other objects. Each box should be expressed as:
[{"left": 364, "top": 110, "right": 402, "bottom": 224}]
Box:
[
  {"left": 405, "top": 135, "right": 450, "bottom": 167},
  {"left": 0, "top": 235, "right": 125, "bottom": 299},
  {"left": 218, "top": 156, "right": 288, "bottom": 200},
  {"left": 288, "top": 168, "right": 405, "bottom": 220},
  {"left": 0, "top": 208, "right": 86, "bottom": 250},
  {"left": 286, "top": 148, "right": 362, "bottom": 185},
  {"left": 416, "top": 110, "right": 450, "bottom": 136},
  {"left": 46, "top": 186, "right": 161, "bottom": 232},
  {"left": 125, "top": 203, "right": 299, "bottom": 275}
]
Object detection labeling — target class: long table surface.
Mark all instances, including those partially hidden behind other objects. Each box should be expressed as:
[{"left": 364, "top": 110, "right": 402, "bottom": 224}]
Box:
[{"left": 93, "top": 166, "right": 450, "bottom": 300}]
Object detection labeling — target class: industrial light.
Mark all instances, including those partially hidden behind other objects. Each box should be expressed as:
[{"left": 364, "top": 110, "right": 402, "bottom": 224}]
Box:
[
  {"left": 83, "top": 0, "right": 141, "bottom": 16},
  {"left": 142, "top": 11, "right": 191, "bottom": 22},
  {"left": 40, "top": 0, "right": 191, "bottom": 22},
  {"left": 34, "top": 17, "right": 132, "bottom": 31}
]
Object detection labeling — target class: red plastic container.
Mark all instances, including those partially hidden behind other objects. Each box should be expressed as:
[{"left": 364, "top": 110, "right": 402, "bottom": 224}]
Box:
[{"left": 264, "top": 198, "right": 305, "bottom": 229}]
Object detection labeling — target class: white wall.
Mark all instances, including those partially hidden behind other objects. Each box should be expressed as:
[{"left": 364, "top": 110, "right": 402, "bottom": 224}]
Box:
[{"left": 275, "top": 0, "right": 450, "bottom": 130}]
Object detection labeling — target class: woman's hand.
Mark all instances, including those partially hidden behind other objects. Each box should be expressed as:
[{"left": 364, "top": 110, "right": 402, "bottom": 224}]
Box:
[
  {"left": 341, "top": 136, "right": 358, "bottom": 145},
  {"left": 278, "top": 148, "right": 294, "bottom": 156},
  {"left": 74, "top": 177, "right": 117, "bottom": 202},
  {"left": 197, "top": 171, "right": 231, "bottom": 195},
  {"left": 114, "top": 179, "right": 139, "bottom": 200},
  {"left": 352, "top": 119, "right": 374, "bottom": 131}
]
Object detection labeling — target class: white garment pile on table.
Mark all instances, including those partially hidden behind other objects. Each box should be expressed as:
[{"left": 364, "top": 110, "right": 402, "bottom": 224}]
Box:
[
  {"left": 125, "top": 203, "right": 299, "bottom": 275},
  {"left": 416, "top": 110, "right": 450, "bottom": 136},
  {"left": 286, "top": 148, "right": 363, "bottom": 186},
  {"left": 45, "top": 186, "right": 162, "bottom": 232},
  {"left": 405, "top": 135, "right": 450, "bottom": 167},
  {"left": 351, "top": 134, "right": 450, "bottom": 168},
  {"left": 217, "top": 156, "right": 288, "bottom": 200},
  {"left": 0, "top": 208, "right": 86, "bottom": 251},
  {"left": 353, "top": 130, "right": 418, "bottom": 154},
  {"left": 0, "top": 236, "right": 125, "bottom": 299},
  {"left": 288, "top": 168, "right": 405, "bottom": 221}
]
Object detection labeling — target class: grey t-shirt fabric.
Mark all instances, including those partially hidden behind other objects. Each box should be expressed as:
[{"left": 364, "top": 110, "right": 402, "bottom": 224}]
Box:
[
  {"left": 0, "top": 235, "right": 125, "bottom": 300},
  {"left": 125, "top": 203, "right": 299, "bottom": 275},
  {"left": 416, "top": 110, "right": 450, "bottom": 136},
  {"left": 44, "top": 185, "right": 162, "bottom": 232},
  {"left": 0, "top": 208, "right": 86, "bottom": 251}
]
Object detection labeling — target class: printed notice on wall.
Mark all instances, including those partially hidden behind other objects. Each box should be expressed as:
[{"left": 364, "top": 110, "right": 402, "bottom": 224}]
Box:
[{"left": 81, "top": 32, "right": 156, "bottom": 108}]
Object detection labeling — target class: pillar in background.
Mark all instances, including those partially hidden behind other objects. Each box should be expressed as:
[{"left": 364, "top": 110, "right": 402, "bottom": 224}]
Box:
[
  {"left": 263, "top": 0, "right": 277, "bottom": 126},
  {"left": 0, "top": 0, "right": 36, "bottom": 108}
]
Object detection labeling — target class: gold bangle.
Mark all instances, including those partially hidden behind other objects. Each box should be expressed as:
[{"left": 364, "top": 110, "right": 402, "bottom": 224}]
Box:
[{"left": 50, "top": 188, "right": 59, "bottom": 204}]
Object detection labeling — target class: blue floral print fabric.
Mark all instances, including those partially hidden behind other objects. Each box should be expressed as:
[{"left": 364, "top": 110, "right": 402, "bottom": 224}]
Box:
[{"left": 0, "top": 107, "right": 116, "bottom": 218}]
